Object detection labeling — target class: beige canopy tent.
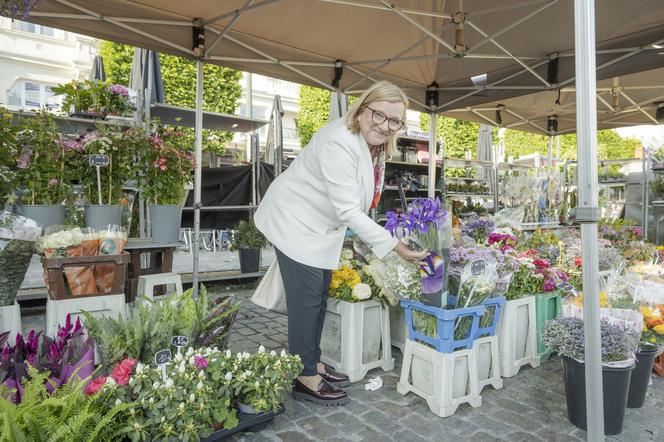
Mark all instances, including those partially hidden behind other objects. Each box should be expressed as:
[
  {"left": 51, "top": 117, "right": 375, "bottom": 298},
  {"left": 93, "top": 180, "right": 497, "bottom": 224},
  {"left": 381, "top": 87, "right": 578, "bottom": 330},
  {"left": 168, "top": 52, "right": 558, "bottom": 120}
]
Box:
[
  {"left": 24, "top": 0, "right": 664, "bottom": 112},
  {"left": 14, "top": 1, "right": 664, "bottom": 439},
  {"left": 444, "top": 65, "right": 664, "bottom": 135}
]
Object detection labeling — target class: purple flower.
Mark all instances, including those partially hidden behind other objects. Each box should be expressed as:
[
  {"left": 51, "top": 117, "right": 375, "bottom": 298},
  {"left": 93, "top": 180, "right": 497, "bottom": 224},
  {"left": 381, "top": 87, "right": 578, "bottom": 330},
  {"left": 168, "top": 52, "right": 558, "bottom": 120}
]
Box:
[
  {"left": 47, "top": 178, "right": 59, "bottom": 187},
  {"left": 107, "top": 84, "right": 130, "bottom": 96},
  {"left": 193, "top": 355, "right": 208, "bottom": 369},
  {"left": 542, "top": 279, "right": 555, "bottom": 292}
]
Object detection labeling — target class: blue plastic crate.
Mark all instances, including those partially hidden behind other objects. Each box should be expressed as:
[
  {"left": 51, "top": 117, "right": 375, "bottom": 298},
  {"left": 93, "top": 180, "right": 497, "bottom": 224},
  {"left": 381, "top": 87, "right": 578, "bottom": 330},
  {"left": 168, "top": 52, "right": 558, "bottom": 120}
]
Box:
[
  {"left": 401, "top": 299, "right": 485, "bottom": 353},
  {"left": 475, "top": 296, "right": 506, "bottom": 339}
]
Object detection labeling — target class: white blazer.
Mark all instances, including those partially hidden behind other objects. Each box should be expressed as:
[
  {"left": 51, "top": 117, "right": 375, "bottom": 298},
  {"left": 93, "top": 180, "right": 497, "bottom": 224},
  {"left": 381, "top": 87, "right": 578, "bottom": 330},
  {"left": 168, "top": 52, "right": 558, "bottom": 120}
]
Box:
[{"left": 254, "top": 117, "right": 398, "bottom": 269}]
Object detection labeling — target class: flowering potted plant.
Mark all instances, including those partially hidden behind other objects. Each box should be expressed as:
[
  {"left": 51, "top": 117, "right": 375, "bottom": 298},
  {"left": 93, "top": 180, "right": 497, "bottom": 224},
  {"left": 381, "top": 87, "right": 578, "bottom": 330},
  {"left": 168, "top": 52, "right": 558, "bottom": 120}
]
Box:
[
  {"left": 0, "top": 108, "right": 19, "bottom": 206},
  {"left": 229, "top": 218, "right": 268, "bottom": 273},
  {"left": 460, "top": 218, "right": 494, "bottom": 244},
  {"left": 14, "top": 111, "right": 72, "bottom": 229},
  {"left": 138, "top": 126, "right": 194, "bottom": 243},
  {"left": 542, "top": 317, "right": 636, "bottom": 435},
  {"left": 106, "top": 84, "right": 135, "bottom": 117}
]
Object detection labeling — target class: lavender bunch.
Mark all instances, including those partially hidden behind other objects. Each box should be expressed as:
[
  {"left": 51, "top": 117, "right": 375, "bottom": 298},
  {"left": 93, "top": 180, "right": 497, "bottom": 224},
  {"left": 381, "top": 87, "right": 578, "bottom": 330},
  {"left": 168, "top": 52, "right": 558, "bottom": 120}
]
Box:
[
  {"left": 461, "top": 219, "right": 495, "bottom": 243},
  {"left": 542, "top": 317, "right": 634, "bottom": 363}
]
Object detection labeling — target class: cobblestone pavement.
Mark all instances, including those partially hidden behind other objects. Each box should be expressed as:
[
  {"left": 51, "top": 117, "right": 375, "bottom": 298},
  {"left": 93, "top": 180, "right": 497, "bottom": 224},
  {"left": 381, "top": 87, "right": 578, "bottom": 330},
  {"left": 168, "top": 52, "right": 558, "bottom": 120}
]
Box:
[{"left": 225, "top": 288, "right": 664, "bottom": 442}]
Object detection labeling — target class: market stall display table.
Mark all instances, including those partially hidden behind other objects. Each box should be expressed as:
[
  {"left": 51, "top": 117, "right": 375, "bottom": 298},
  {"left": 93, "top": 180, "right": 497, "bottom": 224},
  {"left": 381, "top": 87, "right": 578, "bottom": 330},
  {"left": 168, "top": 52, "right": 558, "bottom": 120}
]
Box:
[{"left": 124, "top": 239, "right": 181, "bottom": 303}]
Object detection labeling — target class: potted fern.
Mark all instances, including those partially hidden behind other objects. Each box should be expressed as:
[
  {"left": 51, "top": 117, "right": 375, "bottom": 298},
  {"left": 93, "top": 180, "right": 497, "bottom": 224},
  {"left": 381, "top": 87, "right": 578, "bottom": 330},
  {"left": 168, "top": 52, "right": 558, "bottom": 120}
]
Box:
[{"left": 230, "top": 218, "right": 268, "bottom": 273}]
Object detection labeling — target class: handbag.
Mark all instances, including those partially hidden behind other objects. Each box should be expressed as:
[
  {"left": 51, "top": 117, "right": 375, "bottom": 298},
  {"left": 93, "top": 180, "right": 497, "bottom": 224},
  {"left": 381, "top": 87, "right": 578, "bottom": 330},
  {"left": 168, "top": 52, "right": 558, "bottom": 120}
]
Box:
[{"left": 251, "top": 260, "right": 288, "bottom": 314}]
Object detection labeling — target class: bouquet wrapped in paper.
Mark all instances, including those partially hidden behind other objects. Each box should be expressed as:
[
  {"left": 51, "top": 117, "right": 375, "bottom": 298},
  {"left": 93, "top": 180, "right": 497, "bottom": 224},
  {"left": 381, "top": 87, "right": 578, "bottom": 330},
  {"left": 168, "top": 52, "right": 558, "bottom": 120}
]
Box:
[
  {"left": 352, "top": 239, "right": 421, "bottom": 306},
  {"left": 384, "top": 197, "right": 449, "bottom": 304},
  {"left": 95, "top": 225, "right": 128, "bottom": 293},
  {"left": 0, "top": 211, "right": 41, "bottom": 306},
  {"left": 37, "top": 227, "right": 100, "bottom": 296}
]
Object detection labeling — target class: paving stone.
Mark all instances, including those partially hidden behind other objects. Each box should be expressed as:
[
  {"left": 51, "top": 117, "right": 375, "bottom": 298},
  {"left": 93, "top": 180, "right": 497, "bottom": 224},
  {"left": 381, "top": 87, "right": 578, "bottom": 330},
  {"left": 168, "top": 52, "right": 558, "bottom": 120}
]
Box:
[
  {"left": 327, "top": 411, "right": 373, "bottom": 436},
  {"left": 490, "top": 409, "right": 543, "bottom": 432},
  {"left": 434, "top": 416, "right": 480, "bottom": 436},
  {"left": 398, "top": 413, "right": 440, "bottom": 439},
  {"left": 373, "top": 400, "right": 410, "bottom": 417},
  {"left": 535, "top": 429, "right": 584, "bottom": 442},
  {"left": 393, "top": 429, "right": 428, "bottom": 442},
  {"left": 504, "top": 431, "right": 545, "bottom": 442},
  {"left": 275, "top": 430, "right": 314, "bottom": 441},
  {"left": 469, "top": 431, "right": 503, "bottom": 442},
  {"left": 229, "top": 432, "right": 275, "bottom": 442},
  {"left": 296, "top": 416, "right": 339, "bottom": 440},
  {"left": 362, "top": 410, "right": 403, "bottom": 435},
  {"left": 490, "top": 397, "right": 533, "bottom": 415},
  {"left": 468, "top": 416, "right": 517, "bottom": 438}
]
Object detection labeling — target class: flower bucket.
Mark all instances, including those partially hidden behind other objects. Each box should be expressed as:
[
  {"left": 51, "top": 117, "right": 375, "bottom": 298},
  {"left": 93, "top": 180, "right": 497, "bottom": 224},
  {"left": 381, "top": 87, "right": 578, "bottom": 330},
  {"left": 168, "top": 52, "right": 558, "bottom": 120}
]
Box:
[
  {"left": 497, "top": 296, "right": 540, "bottom": 377},
  {"left": 535, "top": 292, "right": 562, "bottom": 363},
  {"left": 18, "top": 205, "right": 65, "bottom": 232},
  {"left": 238, "top": 248, "right": 261, "bottom": 273},
  {"left": 561, "top": 356, "right": 634, "bottom": 436},
  {"left": 148, "top": 205, "right": 182, "bottom": 243},
  {"left": 626, "top": 343, "right": 659, "bottom": 408},
  {"left": 84, "top": 205, "right": 122, "bottom": 230}
]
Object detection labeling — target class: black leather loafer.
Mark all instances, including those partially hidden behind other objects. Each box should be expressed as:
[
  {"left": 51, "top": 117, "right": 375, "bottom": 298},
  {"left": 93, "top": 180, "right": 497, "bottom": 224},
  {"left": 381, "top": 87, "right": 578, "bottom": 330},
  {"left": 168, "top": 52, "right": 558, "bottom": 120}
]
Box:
[
  {"left": 319, "top": 363, "right": 350, "bottom": 388},
  {"left": 292, "top": 379, "right": 349, "bottom": 406}
]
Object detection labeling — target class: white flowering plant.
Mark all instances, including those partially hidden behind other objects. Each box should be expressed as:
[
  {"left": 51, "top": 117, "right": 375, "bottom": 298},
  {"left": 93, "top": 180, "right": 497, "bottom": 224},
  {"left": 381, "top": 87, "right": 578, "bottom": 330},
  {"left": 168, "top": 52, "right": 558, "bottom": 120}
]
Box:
[
  {"left": 329, "top": 248, "right": 389, "bottom": 303},
  {"left": 229, "top": 346, "right": 303, "bottom": 413}
]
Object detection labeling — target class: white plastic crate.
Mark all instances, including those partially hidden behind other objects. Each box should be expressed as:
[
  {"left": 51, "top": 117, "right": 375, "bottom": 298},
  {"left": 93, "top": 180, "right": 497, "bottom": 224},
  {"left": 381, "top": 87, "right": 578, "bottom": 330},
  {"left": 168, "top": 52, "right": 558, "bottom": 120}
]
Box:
[
  {"left": 320, "top": 299, "right": 394, "bottom": 383},
  {"left": 0, "top": 302, "right": 22, "bottom": 346},
  {"left": 46, "top": 294, "right": 126, "bottom": 338},
  {"left": 474, "top": 335, "right": 502, "bottom": 392},
  {"left": 389, "top": 305, "right": 408, "bottom": 353},
  {"left": 397, "top": 339, "right": 482, "bottom": 417},
  {"left": 497, "top": 296, "right": 540, "bottom": 378}
]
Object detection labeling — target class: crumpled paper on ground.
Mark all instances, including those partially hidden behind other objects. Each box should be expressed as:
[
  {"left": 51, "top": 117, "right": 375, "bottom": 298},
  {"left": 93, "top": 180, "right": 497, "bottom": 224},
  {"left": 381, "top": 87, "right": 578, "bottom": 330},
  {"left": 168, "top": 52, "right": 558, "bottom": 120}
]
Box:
[{"left": 364, "top": 376, "right": 383, "bottom": 391}]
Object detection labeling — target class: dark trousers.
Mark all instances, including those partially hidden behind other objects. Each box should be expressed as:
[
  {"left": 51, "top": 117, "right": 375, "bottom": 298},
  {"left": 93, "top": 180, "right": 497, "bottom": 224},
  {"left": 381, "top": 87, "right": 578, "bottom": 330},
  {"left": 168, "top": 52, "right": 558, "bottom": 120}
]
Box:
[{"left": 275, "top": 248, "right": 332, "bottom": 376}]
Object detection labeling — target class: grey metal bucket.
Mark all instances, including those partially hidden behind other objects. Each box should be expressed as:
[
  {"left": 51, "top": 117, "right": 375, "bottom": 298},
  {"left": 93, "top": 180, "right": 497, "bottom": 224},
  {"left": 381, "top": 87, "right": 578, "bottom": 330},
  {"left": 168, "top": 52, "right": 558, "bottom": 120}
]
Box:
[
  {"left": 18, "top": 205, "right": 66, "bottom": 232},
  {"left": 149, "top": 205, "right": 182, "bottom": 243},
  {"left": 85, "top": 205, "right": 122, "bottom": 230}
]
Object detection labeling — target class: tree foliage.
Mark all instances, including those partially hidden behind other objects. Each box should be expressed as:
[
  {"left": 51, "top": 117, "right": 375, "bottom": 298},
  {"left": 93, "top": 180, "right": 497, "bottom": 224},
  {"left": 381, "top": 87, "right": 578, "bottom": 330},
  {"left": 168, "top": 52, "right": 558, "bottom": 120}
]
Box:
[
  {"left": 297, "top": 85, "right": 357, "bottom": 146},
  {"left": 100, "top": 41, "right": 243, "bottom": 155}
]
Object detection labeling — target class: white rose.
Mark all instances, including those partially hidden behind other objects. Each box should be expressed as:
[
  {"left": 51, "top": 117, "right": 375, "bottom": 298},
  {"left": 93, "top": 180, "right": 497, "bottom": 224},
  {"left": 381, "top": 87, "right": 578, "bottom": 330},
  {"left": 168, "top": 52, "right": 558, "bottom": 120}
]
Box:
[
  {"left": 189, "top": 393, "right": 196, "bottom": 402},
  {"left": 224, "top": 372, "right": 233, "bottom": 381},
  {"left": 258, "top": 345, "right": 265, "bottom": 353},
  {"left": 280, "top": 349, "right": 287, "bottom": 357},
  {"left": 164, "top": 378, "right": 174, "bottom": 389},
  {"left": 352, "top": 283, "right": 372, "bottom": 300},
  {"left": 270, "top": 350, "right": 277, "bottom": 357},
  {"left": 115, "top": 398, "right": 122, "bottom": 406},
  {"left": 174, "top": 353, "right": 183, "bottom": 362},
  {"left": 152, "top": 381, "right": 160, "bottom": 389},
  {"left": 178, "top": 363, "right": 186, "bottom": 374},
  {"left": 185, "top": 347, "right": 194, "bottom": 357},
  {"left": 135, "top": 363, "right": 144, "bottom": 374},
  {"left": 226, "top": 349, "right": 232, "bottom": 358},
  {"left": 242, "top": 352, "right": 251, "bottom": 359},
  {"left": 341, "top": 249, "right": 354, "bottom": 260},
  {"left": 197, "top": 382, "right": 204, "bottom": 390}
]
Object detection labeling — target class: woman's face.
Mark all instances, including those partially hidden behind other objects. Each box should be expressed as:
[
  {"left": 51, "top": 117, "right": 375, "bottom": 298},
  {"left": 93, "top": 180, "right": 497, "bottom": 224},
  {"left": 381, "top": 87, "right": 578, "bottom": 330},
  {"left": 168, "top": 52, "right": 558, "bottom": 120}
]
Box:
[{"left": 357, "top": 100, "right": 405, "bottom": 147}]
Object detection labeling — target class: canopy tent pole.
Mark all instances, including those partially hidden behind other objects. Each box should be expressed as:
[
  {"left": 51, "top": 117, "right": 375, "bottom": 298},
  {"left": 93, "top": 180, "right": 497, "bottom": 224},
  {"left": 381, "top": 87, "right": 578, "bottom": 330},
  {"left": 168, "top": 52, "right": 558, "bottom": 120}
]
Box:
[
  {"left": 547, "top": 135, "right": 554, "bottom": 169},
  {"left": 428, "top": 111, "right": 437, "bottom": 199},
  {"left": 574, "top": 0, "right": 604, "bottom": 440},
  {"left": 192, "top": 23, "right": 205, "bottom": 298}
]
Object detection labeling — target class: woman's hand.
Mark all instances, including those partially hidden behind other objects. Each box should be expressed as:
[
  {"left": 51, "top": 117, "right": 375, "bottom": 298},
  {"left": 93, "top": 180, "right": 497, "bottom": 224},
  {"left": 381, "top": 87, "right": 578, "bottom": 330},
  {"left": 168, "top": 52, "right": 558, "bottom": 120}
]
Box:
[{"left": 393, "top": 241, "right": 429, "bottom": 264}]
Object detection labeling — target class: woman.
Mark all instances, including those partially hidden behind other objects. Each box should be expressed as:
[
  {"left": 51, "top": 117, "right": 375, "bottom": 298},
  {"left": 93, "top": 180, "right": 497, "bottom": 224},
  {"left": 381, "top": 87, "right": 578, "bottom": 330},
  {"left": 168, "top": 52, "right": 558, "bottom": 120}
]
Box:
[{"left": 254, "top": 81, "right": 427, "bottom": 406}]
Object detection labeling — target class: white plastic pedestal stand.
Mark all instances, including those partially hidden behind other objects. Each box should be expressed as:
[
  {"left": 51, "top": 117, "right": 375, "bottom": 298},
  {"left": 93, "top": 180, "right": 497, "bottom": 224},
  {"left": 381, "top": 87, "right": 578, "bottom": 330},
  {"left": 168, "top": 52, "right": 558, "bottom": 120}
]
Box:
[
  {"left": 0, "top": 302, "right": 22, "bottom": 345},
  {"left": 397, "top": 339, "right": 482, "bottom": 417},
  {"left": 497, "top": 296, "right": 540, "bottom": 378},
  {"left": 320, "top": 299, "right": 394, "bottom": 383},
  {"left": 389, "top": 305, "right": 408, "bottom": 353},
  {"left": 136, "top": 272, "right": 183, "bottom": 303},
  {"left": 46, "top": 294, "right": 126, "bottom": 338},
  {"left": 474, "top": 335, "right": 503, "bottom": 392}
]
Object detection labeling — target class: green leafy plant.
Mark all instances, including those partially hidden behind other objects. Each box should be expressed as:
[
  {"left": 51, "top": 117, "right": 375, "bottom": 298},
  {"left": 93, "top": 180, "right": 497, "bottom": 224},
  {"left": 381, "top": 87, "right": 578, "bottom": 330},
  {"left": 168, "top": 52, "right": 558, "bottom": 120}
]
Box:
[
  {"left": 51, "top": 80, "right": 108, "bottom": 115},
  {"left": 229, "top": 219, "right": 268, "bottom": 250},
  {"left": 138, "top": 125, "right": 195, "bottom": 205},
  {"left": 0, "top": 365, "right": 132, "bottom": 442},
  {"left": 0, "top": 108, "right": 19, "bottom": 203},
  {"left": 82, "top": 285, "right": 240, "bottom": 368},
  {"left": 14, "top": 110, "right": 72, "bottom": 205},
  {"left": 651, "top": 177, "right": 664, "bottom": 199}
]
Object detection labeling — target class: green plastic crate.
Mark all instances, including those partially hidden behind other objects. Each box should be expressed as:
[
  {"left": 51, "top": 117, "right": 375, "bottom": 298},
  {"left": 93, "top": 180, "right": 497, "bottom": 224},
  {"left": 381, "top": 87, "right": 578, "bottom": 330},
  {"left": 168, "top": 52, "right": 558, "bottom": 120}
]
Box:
[{"left": 535, "top": 293, "right": 562, "bottom": 363}]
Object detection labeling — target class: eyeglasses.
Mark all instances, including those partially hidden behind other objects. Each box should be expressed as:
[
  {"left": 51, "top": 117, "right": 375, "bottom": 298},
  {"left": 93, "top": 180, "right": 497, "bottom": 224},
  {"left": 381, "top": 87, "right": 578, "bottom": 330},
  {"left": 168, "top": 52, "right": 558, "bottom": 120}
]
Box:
[{"left": 364, "top": 106, "right": 405, "bottom": 131}]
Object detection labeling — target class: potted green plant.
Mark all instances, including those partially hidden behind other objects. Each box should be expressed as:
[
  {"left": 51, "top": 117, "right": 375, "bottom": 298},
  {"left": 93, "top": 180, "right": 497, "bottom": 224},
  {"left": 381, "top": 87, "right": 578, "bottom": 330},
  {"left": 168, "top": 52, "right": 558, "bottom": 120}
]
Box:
[
  {"left": 650, "top": 177, "right": 664, "bottom": 201},
  {"left": 14, "top": 110, "right": 71, "bottom": 230},
  {"left": 138, "top": 126, "right": 194, "bottom": 243},
  {"left": 0, "top": 107, "right": 19, "bottom": 208},
  {"left": 73, "top": 126, "right": 141, "bottom": 229},
  {"left": 230, "top": 218, "right": 268, "bottom": 273},
  {"left": 106, "top": 84, "right": 135, "bottom": 118},
  {"left": 542, "top": 317, "right": 636, "bottom": 435}
]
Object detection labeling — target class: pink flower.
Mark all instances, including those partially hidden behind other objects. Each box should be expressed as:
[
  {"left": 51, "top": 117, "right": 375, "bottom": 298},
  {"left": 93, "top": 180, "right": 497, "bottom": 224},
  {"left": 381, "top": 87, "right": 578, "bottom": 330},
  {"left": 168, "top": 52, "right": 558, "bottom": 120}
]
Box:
[
  {"left": 533, "top": 259, "right": 550, "bottom": 269},
  {"left": 194, "top": 355, "right": 208, "bottom": 370},
  {"left": 160, "top": 165, "right": 167, "bottom": 171},
  {"left": 85, "top": 376, "right": 107, "bottom": 396},
  {"left": 47, "top": 178, "right": 59, "bottom": 187},
  {"left": 110, "top": 358, "right": 137, "bottom": 386}
]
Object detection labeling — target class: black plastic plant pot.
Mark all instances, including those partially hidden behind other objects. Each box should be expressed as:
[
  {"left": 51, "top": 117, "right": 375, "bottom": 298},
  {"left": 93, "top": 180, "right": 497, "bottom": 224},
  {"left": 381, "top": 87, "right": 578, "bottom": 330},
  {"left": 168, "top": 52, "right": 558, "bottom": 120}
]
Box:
[
  {"left": 561, "top": 356, "right": 634, "bottom": 436},
  {"left": 238, "top": 248, "right": 261, "bottom": 273},
  {"left": 627, "top": 343, "right": 659, "bottom": 408}
]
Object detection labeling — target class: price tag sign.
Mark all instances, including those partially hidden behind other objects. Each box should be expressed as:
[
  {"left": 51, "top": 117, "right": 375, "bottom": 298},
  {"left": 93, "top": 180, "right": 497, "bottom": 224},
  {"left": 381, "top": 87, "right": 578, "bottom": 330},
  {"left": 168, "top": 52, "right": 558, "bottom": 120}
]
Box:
[
  {"left": 556, "top": 282, "right": 575, "bottom": 294},
  {"left": 88, "top": 154, "right": 109, "bottom": 167},
  {"left": 171, "top": 336, "right": 189, "bottom": 354},
  {"left": 470, "top": 259, "right": 486, "bottom": 276},
  {"left": 154, "top": 349, "right": 172, "bottom": 382}
]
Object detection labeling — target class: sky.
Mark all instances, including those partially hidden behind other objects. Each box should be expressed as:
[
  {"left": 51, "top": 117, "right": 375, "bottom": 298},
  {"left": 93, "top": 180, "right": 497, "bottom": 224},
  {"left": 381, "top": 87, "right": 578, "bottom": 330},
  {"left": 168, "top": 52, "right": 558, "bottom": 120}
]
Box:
[{"left": 615, "top": 125, "right": 664, "bottom": 149}]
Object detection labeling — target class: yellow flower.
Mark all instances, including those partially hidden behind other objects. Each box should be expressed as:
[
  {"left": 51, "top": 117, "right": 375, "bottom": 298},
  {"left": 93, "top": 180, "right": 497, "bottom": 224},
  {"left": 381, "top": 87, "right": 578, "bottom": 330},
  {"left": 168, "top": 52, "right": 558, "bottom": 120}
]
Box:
[{"left": 653, "top": 324, "right": 664, "bottom": 335}]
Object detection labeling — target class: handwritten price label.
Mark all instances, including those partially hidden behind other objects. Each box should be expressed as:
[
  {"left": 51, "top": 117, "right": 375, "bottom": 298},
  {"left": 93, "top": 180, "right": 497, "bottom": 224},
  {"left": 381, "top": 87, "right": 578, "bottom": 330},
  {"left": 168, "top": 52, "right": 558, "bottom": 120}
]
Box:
[
  {"left": 171, "top": 336, "right": 189, "bottom": 348},
  {"left": 154, "top": 349, "right": 172, "bottom": 366}
]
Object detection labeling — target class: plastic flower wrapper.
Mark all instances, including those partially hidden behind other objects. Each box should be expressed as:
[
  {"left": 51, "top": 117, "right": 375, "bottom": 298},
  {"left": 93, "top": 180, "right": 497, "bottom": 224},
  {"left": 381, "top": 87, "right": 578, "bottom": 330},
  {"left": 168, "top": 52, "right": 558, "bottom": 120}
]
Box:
[
  {"left": 493, "top": 207, "right": 524, "bottom": 233},
  {"left": 0, "top": 211, "right": 40, "bottom": 307},
  {"left": 454, "top": 261, "right": 498, "bottom": 339},
  {"left": 384, "top": 197, "right": 448, "bottom": 303},
  {"left": 96, "top": 224, "right": 128, "bottom": 293},
  {"left": 329, "top": 246, "right": 388, "bottom": 303},
  {"left": 353, "top": 238, "right": 421, "bottom": 306}
]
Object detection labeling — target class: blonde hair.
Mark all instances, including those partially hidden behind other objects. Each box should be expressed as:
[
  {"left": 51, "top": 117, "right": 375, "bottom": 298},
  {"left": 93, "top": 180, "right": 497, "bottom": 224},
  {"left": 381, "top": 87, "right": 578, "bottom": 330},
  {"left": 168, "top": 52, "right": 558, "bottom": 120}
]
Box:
[{"left": 346, "top": 81, "right": 409, "bottom": 159}]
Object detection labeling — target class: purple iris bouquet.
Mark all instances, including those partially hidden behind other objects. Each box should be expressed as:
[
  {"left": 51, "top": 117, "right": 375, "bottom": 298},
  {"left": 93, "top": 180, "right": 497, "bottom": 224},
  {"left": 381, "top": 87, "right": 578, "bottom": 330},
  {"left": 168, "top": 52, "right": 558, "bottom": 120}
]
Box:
[
  {"left": 385, "top": 197, "right": 448, "bottom": 299},
  {"left": 461, "top": 219, "right": 495, "bottom": 243}
]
